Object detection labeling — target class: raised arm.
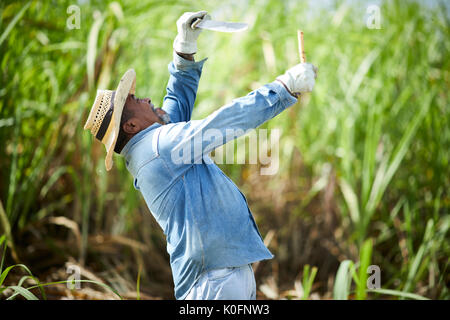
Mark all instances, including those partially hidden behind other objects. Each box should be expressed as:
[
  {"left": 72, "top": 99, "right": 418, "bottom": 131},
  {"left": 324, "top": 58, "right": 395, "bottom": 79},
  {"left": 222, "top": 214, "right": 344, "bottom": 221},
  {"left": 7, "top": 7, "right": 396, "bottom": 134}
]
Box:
[
  {"left": 161, "top": 52, "right": 206, "bottom": 123},
  {"left": 161, "top": 11, "right": 209, "bottom": 123},
  {"left": 159, "top": 63, "right": 317, "bottom": 166}
]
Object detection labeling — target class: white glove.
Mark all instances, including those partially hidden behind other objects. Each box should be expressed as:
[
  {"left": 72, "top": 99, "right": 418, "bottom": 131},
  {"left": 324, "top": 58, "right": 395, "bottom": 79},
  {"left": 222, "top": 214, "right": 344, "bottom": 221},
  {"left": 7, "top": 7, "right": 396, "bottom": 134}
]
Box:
[
  {"left": 173, "top": 11, "right": 210, "bottom": 54},
  {"left": 276, "top": 63, "right": 318, "bottom": 96}
]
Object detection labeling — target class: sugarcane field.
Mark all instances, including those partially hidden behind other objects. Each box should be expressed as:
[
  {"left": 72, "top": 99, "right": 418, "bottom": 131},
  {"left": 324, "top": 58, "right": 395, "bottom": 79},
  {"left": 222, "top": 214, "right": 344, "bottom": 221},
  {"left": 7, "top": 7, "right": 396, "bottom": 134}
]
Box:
[{"left": 0, "top": 0, "right": 449, "bottom": 313}]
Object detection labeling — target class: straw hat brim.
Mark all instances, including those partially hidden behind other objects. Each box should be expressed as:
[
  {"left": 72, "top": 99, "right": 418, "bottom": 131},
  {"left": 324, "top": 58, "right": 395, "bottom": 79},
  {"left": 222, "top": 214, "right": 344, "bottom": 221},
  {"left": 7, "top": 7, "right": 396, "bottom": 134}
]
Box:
[{"left": 100, "top": 69, "right": 136, "bottom": 171}]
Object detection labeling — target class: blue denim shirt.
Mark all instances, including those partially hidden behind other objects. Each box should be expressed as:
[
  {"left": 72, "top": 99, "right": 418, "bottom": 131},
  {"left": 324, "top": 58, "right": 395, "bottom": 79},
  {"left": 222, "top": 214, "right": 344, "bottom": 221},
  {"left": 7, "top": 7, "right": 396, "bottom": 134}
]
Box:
[{"left": 120, "top": 53, "right": 297, "bottom": 299}]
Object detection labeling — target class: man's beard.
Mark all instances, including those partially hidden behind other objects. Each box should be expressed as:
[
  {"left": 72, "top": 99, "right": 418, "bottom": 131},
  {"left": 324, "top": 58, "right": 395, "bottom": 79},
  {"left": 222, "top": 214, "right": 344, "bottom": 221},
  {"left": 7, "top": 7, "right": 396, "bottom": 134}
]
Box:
[
  {"left": 151, "top": 105, "right": 171, "bottom": 124},
  {"left": 159, "top": 112, "right": 171, "bottom": 124}
]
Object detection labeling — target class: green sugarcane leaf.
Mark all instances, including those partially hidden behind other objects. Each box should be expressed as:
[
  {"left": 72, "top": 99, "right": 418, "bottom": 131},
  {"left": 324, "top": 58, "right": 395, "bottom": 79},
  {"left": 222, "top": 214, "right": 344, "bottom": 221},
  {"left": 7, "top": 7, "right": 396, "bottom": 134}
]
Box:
[
  {"left": 334, "top": 260, "right": 354, "bottom": 300},
  {"left": 6, "top": 286, "right": 39, "bottom": 300}
]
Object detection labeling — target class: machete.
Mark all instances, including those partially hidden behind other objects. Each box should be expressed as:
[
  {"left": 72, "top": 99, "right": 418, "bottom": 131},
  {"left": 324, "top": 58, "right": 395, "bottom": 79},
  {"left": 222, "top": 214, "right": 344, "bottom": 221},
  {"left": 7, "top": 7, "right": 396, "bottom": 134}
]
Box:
[{"left": 191, "top": 18, "right": 248, "bottom": 33}]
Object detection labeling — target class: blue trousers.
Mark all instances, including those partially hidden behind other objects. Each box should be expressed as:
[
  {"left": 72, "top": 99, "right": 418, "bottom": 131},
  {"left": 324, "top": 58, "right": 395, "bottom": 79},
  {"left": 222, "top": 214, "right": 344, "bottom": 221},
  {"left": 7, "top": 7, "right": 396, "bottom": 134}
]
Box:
[{"left": 184, "top": 264, "right": 256, "bottom": 300}]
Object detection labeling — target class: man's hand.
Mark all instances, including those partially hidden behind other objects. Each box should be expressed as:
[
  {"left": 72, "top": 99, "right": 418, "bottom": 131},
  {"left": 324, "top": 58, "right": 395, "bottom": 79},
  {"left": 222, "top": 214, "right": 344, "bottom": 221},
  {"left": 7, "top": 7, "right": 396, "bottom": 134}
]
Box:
[
  {"left": 276, "top": 63, "right": 318, "bottom": 97},
  {"left": 173, "top": 11, "right": 210, "bottom": 54}
]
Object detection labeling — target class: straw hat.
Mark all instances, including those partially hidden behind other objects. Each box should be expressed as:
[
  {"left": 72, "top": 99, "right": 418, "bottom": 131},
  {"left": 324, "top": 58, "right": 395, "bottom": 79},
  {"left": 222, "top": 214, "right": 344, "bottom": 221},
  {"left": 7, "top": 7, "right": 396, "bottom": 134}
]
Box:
[{"left": 84, "top": 69, "right": 136, "bottom": 171}]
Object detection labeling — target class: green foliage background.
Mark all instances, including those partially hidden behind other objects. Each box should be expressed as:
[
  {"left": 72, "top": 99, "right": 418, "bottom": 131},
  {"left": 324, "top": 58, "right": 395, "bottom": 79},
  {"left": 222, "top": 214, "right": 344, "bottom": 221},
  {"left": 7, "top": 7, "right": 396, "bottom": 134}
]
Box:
[{"left": 0, "top": 0, "right": 449, "bottom": 299}]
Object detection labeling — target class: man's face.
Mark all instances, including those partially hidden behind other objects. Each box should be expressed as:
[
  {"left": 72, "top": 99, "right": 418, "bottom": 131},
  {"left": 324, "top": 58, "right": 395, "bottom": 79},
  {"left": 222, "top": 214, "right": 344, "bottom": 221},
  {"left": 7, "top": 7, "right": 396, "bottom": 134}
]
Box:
[{"left": 122, "top": 94, "right": 169, "bottom": 135}]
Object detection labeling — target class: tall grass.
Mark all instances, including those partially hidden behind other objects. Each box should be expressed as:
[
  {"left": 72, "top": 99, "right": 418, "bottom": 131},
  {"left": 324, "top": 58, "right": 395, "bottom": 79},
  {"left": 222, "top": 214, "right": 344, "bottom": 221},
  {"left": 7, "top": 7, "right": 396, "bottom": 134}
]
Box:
[{"left": 0, "top": 0, "right": 449, "bottom": 299}]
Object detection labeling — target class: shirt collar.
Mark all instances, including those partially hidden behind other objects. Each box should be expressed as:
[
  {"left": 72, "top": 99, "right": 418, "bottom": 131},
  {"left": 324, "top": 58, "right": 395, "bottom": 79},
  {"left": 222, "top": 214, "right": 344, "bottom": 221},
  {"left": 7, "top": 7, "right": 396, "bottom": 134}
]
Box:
[{"left": 120, "top": 122, "right": 162, "bottom": 157}]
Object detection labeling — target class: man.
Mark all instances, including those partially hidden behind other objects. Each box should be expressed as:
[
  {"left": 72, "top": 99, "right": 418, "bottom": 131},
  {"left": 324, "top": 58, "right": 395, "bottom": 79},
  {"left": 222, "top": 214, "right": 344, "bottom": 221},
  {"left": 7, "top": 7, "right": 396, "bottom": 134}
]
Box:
[{"left": 84, "top": 11, "right": 317, "bottom": 300}]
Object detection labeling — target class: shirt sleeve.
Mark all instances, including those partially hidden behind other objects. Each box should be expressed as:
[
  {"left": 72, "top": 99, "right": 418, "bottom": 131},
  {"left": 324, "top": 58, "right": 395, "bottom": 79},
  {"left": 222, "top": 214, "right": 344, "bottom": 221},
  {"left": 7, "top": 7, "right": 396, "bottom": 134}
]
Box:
[
  {"left": 158, "top": 80, "right": 298, "bottom": 166},
  {"left": 161, "top": 51, "right": 207, "bottom": 123}
]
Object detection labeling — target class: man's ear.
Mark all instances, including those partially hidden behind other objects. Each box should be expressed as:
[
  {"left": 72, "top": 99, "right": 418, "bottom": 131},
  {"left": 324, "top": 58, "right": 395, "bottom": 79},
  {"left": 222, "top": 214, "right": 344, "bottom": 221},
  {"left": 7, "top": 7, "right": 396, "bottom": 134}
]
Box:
[{"left": 123, "top": 118, "right": 141, "bottom": 135}]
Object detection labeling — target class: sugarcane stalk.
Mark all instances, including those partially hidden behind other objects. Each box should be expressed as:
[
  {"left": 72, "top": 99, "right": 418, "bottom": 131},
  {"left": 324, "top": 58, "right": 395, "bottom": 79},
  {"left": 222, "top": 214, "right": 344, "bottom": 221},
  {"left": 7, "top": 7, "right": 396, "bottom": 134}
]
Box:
[{"left": 297, "top": 30, "right": 306, "bottom": 63}]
